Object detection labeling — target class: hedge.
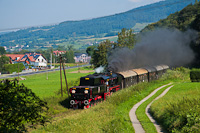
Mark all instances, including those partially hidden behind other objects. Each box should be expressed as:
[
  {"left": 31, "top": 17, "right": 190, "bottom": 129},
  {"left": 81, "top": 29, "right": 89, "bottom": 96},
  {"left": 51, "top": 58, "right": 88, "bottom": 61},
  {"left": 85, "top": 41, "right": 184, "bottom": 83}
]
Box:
[
  {"left": 3, "top": 63, "right": 25, "bottom": 74},
  {"left": 190, "top": 69, "right": 200, "bottom": 82}
]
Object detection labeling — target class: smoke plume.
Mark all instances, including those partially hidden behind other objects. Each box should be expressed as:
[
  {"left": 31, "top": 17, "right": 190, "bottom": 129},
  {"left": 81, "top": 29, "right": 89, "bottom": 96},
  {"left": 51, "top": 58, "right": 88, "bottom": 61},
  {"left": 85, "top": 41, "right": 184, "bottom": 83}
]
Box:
[{"left": 108, "top": 28, "right": 198, "bottom": 72}]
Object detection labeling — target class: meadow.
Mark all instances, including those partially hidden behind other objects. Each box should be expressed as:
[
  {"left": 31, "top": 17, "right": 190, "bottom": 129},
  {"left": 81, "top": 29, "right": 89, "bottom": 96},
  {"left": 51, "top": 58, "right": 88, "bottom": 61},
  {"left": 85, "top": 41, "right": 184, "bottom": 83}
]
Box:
[
  {"left": 17, "top": 67, "right": 199, "bottom": 132},
  {"left": 20, "top": 66, "right": 94, "bottom": 98}
]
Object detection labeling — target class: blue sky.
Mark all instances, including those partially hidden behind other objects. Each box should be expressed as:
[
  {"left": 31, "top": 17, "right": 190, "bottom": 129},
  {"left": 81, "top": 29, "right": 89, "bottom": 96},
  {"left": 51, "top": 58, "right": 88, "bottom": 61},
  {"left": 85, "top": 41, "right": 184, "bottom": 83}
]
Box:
[{"left": 0, "top": 0, "right": 163, "bottom": 31}]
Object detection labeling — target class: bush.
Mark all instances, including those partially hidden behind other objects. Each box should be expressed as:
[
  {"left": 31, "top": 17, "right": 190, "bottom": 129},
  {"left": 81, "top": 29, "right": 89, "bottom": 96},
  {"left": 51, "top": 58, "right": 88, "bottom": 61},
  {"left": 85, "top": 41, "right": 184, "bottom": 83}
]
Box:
[
  {"left": 0, "top": 79, "right": 49, "bottom": 132},
  {"left": 3, "top": 63, "right": 25, "bottom": 74},
  {"left": 190, "top": 69, "right": 200, "bottom": 82}
]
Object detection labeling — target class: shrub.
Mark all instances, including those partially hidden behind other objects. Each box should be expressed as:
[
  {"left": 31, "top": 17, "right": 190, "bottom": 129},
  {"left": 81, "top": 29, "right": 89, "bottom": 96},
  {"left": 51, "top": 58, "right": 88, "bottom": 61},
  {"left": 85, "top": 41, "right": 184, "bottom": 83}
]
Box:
[
  {"left": 0, "top": 79, "right": 49, "bottom": 132},
  {"left": 190, "top": 69, "right": 200, "bottom": 82},
  {"left": 3, "top": 63, "right": 25, "bottom": 74}
]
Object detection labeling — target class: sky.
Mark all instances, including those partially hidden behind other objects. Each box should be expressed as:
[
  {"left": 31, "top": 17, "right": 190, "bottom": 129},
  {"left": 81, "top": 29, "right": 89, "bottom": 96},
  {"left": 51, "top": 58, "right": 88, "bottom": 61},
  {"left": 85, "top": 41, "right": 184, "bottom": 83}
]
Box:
[{"left": 0, "top": 0, "right": 163, "bottom": 31}]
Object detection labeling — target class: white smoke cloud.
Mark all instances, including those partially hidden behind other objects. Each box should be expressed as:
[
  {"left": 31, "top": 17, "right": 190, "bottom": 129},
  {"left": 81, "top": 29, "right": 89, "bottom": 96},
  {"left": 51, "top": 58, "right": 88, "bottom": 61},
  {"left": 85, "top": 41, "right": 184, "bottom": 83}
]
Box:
[{"left": 95, "top": 66, "right": 105, "bottom": 73}]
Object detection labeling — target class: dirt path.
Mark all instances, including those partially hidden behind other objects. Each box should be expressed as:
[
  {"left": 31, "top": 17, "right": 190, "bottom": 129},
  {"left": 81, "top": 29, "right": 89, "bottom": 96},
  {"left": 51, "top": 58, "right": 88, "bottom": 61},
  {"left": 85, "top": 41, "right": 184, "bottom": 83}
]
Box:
[
  {"left": 146, "top": 85, "right": 174, "bottom": 133},
  {"left": 129, "top": 83, "right": 172, "bottom": 133}
]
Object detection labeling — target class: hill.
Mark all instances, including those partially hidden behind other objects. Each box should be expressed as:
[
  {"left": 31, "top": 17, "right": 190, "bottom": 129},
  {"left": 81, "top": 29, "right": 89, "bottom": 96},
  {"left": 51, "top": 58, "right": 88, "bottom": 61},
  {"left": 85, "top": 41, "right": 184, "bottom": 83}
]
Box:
[
  {"left": 0, "top": 0, "right": 196, "bottom": 52},
  {"left": 141, "top": 1, "right": 200, "bottom": 67}
]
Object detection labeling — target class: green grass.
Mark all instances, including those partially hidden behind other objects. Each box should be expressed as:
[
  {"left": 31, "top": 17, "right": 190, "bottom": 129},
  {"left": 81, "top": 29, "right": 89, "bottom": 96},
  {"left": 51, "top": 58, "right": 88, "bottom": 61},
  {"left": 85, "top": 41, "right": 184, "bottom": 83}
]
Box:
[
  {"left": 31, "top": 80, "right": 171, "bottom": 133},
  {"left": 25, "top": 68, "right": 200, "bottom": 132},
  {"left": 150, "top": 82, "right": 200, "bottom": 132},
  {"left": 20, "top": 67, "right": 93, "bottom": 98},
  {"left": 136, "top": 84, "right": 172, "bottom": 133}
]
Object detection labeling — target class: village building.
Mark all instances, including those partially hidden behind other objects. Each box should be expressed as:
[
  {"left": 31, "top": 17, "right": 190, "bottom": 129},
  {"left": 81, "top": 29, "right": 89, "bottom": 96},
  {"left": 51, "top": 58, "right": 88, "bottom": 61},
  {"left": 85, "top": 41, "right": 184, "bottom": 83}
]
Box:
[
  {"left": 5, "top": 53, "right": 47, "bottom": 68},
  {"left": 53, "top": 50, "right": 66, "bottom": 56},
  {"left": 74, "top": 53, "right": 91, "bottom": 63}
]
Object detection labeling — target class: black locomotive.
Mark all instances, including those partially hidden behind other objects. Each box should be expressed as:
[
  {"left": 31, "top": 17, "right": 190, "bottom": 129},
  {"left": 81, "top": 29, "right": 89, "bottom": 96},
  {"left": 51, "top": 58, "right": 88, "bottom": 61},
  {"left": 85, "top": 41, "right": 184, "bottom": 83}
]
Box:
[{"left": 69, "top": 65, "right": 169, "bottom": 109}]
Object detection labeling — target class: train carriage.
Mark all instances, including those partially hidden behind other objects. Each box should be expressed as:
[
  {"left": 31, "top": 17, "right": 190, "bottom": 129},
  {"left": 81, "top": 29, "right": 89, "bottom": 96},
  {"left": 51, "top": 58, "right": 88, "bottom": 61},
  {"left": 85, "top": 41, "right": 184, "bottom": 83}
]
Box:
[
  {"left": 161, "top": 65, "right": 169, "bottom": 73},
  {"left": 132, "top": 68, "right": 148, "bottom": 83},
  {"left": 143, "top": 66, "right": 157, "bottom": 82},
  {"left": 154, "top": 65, "right": 164, "bottom": 79},
  {"left": 118, "top": 70, "right": 137, "bottom": 89}
]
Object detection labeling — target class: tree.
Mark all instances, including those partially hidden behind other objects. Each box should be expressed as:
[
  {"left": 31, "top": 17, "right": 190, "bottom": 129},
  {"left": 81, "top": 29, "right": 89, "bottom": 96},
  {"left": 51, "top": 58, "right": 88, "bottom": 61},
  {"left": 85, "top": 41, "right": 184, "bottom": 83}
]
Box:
[
  {"left": 0, "top": 79, "right": 48, "bottom": 132},
  {"left": 86, "top": 45, "right": 96, "bottom": 56},
  {"left": 91, "top": 40, "right": 111, "bottom": 68},
  {"left": 116, "top": 28, "right": 136, "bottom": 49},
  {"left": 0, "top": 55, "right": 10, "bottom": 72},
  {"left": 63, "top": 50, "right": 75, "bottom": 63},
  {"left": 0, "top": 46, "right": 6, "bottom": 55}
]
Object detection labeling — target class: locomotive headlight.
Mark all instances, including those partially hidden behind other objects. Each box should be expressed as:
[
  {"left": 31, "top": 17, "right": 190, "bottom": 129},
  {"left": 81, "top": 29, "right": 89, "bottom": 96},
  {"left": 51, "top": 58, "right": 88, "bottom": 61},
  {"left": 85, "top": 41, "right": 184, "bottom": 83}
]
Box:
[
  {"left": 84, "top": 90, "right": 89, "bottom": 94},
  {"left": 72, "top": 90, "right": 76, "bottom": 93}
]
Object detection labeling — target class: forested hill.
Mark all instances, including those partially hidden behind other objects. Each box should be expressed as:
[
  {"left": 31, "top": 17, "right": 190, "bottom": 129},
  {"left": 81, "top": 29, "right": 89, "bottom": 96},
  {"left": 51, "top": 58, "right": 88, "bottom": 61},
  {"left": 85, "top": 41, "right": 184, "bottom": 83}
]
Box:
[
  {"left": 141, "top": 1, "right": 200, "bottom": 67},
  {"left": 142, "top": 1, "right": 200, "bottom": 32},
  {"left": 0, "top": 0, "right": 196, "bottom": 50}
]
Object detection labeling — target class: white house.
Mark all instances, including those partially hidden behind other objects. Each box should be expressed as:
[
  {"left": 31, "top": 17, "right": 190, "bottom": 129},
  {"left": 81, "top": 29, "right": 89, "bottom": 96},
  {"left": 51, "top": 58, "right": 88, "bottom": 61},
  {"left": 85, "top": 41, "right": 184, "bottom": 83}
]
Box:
[
  {"left": 5, "top": 53, "right": 47, "bottom": 68},
  {"left": 74, "top": 53, "right": 91, "bottom": 63}
]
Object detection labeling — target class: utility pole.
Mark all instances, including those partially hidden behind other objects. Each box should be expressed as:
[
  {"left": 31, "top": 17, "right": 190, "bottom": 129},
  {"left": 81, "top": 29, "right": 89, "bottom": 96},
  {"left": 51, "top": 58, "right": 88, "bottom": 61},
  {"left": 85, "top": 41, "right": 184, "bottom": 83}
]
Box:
[
  {"left": 62, "top": 61, "right": 69, "bottom": 96},
  {"left": 50, "top": 53, "right": 52, "bottom": 69},
  {"left": 60, "top": 54, "right": 63, "bottom": 97}
]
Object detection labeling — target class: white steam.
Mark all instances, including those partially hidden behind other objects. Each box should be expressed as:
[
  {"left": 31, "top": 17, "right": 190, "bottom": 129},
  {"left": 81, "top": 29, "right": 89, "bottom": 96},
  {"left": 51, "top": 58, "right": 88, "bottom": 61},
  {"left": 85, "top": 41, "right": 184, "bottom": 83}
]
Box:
[{"left": 95, "top": 66, "right": 105, "bottom": 73}]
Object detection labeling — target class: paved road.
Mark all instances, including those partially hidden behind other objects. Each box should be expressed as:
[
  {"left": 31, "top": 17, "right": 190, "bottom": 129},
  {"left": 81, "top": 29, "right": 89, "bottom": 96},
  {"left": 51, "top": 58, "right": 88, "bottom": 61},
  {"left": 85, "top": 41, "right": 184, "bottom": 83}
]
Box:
[
  {"left": 0, "top": 64, "right": 90, "bottom": 79},
  {"left": 129, "top": 83, "right": 172, "bottom": 133},
  {"left": 146, "top": 85, "right": 174, "bottom": 133}
]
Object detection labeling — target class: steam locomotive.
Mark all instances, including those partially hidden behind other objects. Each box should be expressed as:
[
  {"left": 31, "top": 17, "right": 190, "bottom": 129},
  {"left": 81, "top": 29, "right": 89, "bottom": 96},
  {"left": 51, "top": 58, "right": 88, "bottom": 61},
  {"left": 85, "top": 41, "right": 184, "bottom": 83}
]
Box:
[{"left": 69, "top": 65, "right": 169, "bottom": 109}]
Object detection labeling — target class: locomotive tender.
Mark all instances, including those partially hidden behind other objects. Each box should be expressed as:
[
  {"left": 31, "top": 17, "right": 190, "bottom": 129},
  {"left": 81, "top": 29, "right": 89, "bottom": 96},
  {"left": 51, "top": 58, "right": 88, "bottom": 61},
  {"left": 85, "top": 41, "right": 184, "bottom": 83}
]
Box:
[{"left": 69, "top": 65, "right": 169, "bottom": 109}]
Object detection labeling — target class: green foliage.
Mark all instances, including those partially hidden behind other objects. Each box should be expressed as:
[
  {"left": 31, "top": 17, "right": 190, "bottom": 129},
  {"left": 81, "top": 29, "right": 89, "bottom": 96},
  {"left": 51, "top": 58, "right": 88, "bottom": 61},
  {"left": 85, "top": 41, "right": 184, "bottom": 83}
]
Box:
[
  {"left": 116, "top": 28, "right": 136, "bottom": 49},
  {"left": 91, "top": 40, "right": 112, "bottom": 68},
  {"left": 142, "top": 1, "right": 200, "bottom": 32},
  {"left": 86, "top": 45, "right": 96, "bottom": 56},
  {"left": 190, "top": 69, "right": 200, "bottom": 82},
  {"left": 150, "top": 82, "right": 200, "bottom": 133},
  {"left": 0, "top": 55, "right": 10, "bottom": 72},
  {"left": 3, "top": 63, "right": 25, "bottom": 74},
  {"left": 0, "top": 46, "right": 6, "bottom": 55},
  {"left": 63, "top": 50, "right": 75, "bottom": 63},
  {"left": 0, "top": 79, "right": 48, "bottom": 132}
]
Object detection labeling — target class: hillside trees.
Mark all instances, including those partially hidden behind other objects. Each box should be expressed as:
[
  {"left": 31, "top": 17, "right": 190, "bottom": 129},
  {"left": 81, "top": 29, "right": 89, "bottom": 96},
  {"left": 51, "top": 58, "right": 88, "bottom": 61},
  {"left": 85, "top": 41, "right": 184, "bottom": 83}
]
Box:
[
  {"left": 0, "top": 0, "right": 195, "bottom": 49},
  {"left": 91, "top": 28, "right": 136, "bottom": 68}
]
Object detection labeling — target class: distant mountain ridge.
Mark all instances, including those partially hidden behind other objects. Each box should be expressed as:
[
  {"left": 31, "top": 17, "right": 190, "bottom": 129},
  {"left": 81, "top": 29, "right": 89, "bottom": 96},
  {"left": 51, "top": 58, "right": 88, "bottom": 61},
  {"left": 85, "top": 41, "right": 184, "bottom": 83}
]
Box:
[{"left": 0, "top": 0, "right": 195, "bottom": 51}]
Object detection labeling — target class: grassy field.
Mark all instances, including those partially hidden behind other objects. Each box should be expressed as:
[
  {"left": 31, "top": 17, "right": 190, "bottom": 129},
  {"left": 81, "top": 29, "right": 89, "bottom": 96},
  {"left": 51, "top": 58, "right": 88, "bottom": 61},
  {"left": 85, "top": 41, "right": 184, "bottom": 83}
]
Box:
[
  {"left": 18, "top": 67, "right": 199, "bottom": 132},
  {"left": 31, "top": 79, "right": 171, "bottom": 132},
  {"left": 150, "top": 82, "right": 200, "bottom": 132},
  {"left": 47, "top": 63, "right": 87, "bottom": 68},
  {"left": 20, "top": 66, "right": 94, "bottom": 98}
]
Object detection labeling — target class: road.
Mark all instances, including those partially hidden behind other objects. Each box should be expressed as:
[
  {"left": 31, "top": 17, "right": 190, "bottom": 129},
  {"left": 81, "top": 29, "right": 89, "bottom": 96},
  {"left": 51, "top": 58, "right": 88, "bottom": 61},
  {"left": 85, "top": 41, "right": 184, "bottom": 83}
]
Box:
[
  {"left": 129, "top": 83, "right": 172, "bottom": 133},
  {"left": 0, "top": 64, "right": 90, "bottom": 79}
]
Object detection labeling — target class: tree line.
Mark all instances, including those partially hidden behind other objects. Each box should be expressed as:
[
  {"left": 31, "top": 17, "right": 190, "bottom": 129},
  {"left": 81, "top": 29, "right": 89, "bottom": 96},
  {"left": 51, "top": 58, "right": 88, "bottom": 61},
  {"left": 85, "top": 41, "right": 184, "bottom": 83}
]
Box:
[{"left": 87, "top": 28, "right": 136, "bottom": 68}]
